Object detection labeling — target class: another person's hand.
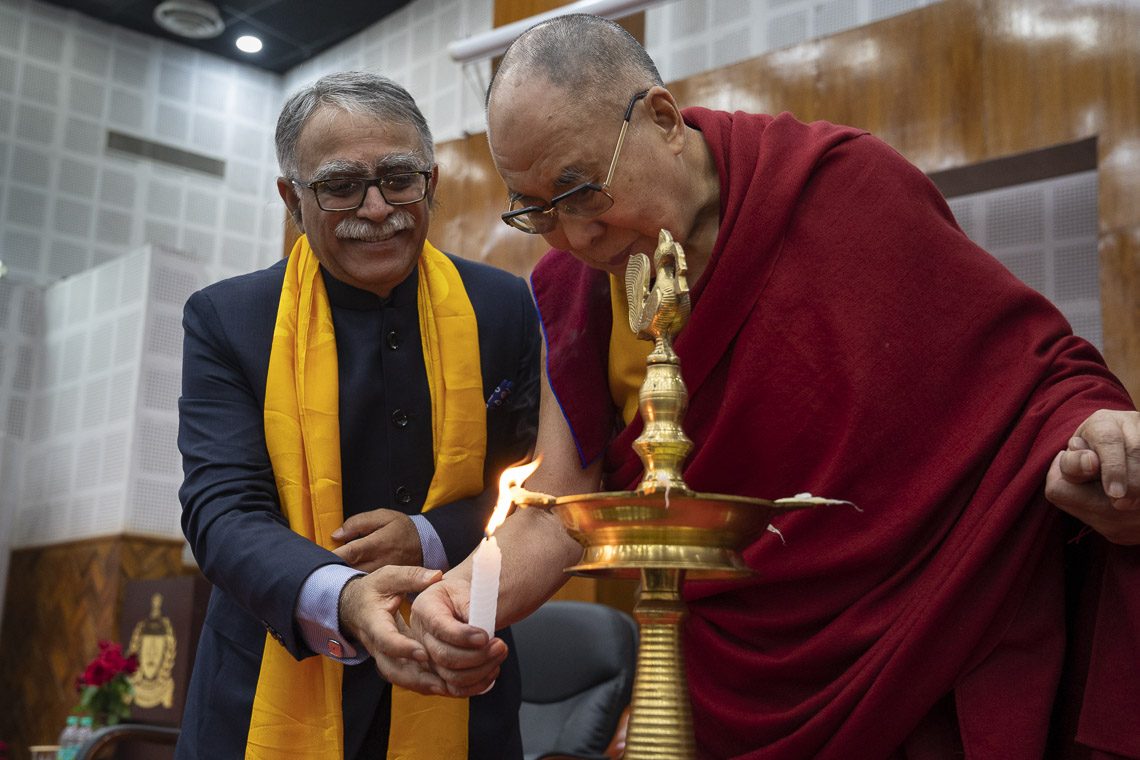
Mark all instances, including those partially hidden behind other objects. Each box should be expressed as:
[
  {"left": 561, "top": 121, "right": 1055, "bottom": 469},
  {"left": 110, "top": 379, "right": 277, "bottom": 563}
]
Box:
[
  {"left": 333, "top": 508, "right": 423, "bottom": 571},
  {"left": 1045, "top": 409, "right": 1140, "bottom": 545},
  {"left": 409, "top": 576, "right": 508, "bottom": 697},
  {"left": 338, "top": 565, "right": 448, "bottom": 694}
]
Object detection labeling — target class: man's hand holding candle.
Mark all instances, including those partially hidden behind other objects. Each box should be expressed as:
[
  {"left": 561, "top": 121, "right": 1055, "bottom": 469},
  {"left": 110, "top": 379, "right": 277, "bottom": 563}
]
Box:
[
  {"left": 337, "top": 565, "right": 451, "bottom": 695},
  {"left": 409, "top": 576, "right": 509, "bottom": 696},
  {"left": 406, "top": 505, "right": 577, "bottom": 697},
  {"left": 405, "top": 461, "right": 542, "bottom": 696},
  {"left": 394, "top": 380, "right": 605, "bottom": 697}
]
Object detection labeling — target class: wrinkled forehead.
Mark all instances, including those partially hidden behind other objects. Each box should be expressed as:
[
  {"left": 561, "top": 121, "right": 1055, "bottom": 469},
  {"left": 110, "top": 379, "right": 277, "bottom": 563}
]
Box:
[
  {"left": 297, "top": 106, "right": 426, "bottom": 175},
  {"left": 488, "top": 84, "right": 615, "bottom": 196}
]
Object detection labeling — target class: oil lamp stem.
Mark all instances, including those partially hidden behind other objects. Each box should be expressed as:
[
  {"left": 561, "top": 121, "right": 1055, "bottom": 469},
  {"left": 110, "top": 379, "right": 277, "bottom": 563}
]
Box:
[{"left": 625, "top": 568, "right": 695, "bottom": 760}]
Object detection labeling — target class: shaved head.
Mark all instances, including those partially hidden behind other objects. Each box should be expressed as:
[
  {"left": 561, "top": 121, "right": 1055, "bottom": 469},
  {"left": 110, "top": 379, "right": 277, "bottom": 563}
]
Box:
[{"left": 487, "top": 14, "right": 663, "bottom": 118}]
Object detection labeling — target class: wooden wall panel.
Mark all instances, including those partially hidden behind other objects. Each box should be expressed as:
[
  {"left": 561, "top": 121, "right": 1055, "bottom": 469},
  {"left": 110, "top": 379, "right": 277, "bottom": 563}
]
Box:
[
  {"left": 0, "top": 537, "right": 189, "bottom": 759},
  {"left": 814, "top": 4, "right": 985, "bottom": 170},
  {"left": 493, "top": 0, "right": 643, "bottom": 41},
  {"left": 1099, "top": 3, "right": 1140, "bottom": 233},
  {"left": 1100, "top": 228, "right": 1140, "bottom": 400},
  {"left": 671, "top": 3, "right": 985, "bottom": 170},
  {"left": 980, "top": 1, "right": 1109, "bottom": 161},
  {"left": 429, "top": 132, "right": 549, "bottom": 277},
  {"left": 493, "top": 0, "right": 568, "bottom": 28}
]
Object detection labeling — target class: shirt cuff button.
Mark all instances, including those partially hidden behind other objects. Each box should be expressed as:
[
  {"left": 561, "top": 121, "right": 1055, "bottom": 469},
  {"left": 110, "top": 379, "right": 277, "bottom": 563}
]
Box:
[{"left": 327, "top": 639, "right": 344, "bottom": 658}]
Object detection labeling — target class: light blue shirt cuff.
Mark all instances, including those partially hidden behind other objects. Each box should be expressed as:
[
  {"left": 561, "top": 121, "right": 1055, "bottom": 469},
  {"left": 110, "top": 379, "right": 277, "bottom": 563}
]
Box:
[
  {"left": 296, "top": 564, "right": 368, "bottom": 664},
  {"left": 410, "top": 513, "right": 449, "bottom": 571}
]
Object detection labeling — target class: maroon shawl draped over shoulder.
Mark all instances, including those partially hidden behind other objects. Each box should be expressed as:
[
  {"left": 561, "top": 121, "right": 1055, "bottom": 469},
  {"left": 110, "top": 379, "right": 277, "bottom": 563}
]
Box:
[{"left": 531, "top": 109, "right": 1138, "bottom": 759}]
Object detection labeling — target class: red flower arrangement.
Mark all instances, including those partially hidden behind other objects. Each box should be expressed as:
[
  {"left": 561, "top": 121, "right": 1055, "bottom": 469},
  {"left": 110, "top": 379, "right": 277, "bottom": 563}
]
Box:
[{"left": 74, "top": 640, "right": 139, "bottom": 726}]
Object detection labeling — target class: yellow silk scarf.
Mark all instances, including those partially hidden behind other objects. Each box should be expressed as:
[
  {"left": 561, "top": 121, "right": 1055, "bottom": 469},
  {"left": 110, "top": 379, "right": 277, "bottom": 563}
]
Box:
[
  {"left": 250, "top": 235, "right": 484, "bottom": 760},
  {"left": 608, "top": 275, "right": 651, "bottom": 425}
]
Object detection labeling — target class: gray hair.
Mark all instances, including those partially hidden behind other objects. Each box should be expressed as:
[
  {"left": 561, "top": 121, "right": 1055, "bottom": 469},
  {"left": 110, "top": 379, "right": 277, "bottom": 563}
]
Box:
[
  {"left": 488, "top": 14, "right": 663, "bottom": 111},
  {"left": 275, "top": 71, "right": 434, "bottom": 180}
]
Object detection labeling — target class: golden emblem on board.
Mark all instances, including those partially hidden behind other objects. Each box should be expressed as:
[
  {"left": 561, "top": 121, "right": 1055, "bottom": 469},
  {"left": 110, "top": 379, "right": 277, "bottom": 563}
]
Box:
[{"left": 127, "top": 593, "right": 177, "bottom": 709}]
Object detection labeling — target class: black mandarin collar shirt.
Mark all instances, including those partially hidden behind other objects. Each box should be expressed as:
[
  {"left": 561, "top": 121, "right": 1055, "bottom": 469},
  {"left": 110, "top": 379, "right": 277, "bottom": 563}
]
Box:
[{"left": 320, "top": 266, "right": 433, "bottom": 516}]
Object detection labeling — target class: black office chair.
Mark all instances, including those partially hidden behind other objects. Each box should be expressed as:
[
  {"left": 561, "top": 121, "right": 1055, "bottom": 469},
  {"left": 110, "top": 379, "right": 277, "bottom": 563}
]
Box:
[
  {"left": 513, "top": 600, "right": 638, "bottom": 760},
  {"left": 75, "top": 723, "right": 179, "bottom": 760}
]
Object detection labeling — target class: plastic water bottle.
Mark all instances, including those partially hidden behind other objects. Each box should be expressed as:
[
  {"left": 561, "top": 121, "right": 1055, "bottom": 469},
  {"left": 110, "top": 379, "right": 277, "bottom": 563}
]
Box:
[
  {"left": 73, "top": 716, "right": 95, "bottom": 754},
  {"left": 54, "top": 715, "right": 78, "bottom": 760}
]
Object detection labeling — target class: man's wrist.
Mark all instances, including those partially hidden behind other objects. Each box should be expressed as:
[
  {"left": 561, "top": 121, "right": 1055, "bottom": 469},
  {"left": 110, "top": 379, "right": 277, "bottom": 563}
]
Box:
[
  {"left": 337, "top": 572, "right": 364, "bottom": 640},
  {"left": 410, "top": 513, "right": 448, "bottom": 571},
  {"left": 295, "top": 564, "right": 367, "bottom": 662}
]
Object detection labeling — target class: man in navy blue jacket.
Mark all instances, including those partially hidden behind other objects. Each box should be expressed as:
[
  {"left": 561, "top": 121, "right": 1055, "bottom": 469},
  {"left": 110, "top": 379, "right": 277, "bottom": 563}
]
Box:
[{"left": 176, "top": 72, "right": 538, "bottom": 759}]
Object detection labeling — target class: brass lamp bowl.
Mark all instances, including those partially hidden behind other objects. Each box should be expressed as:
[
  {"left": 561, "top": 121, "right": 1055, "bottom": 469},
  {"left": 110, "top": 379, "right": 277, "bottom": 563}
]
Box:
[{"left": 552, "top": 490, "right": 809, "bottom": 579}]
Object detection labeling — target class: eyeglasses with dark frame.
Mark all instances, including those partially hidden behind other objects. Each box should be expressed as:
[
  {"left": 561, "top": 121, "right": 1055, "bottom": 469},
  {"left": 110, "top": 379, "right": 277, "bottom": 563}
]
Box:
[
  {"left": 501, "top": 89, "right": 650, "bottom": 234},
  {"left": 294, "top": 170, "right": 433, "bottom": 212}
]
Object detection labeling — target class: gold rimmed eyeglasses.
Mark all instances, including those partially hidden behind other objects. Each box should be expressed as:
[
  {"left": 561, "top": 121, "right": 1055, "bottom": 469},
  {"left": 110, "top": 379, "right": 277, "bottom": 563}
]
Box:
[{"left": 501, "top": 89, "right": 650, "bottom": 235}]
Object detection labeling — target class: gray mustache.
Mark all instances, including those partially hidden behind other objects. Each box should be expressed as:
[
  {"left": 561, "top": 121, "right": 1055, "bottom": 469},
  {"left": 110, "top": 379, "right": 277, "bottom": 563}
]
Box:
[{"left": 336, "top": 212, "right": 416, "bottom": 242}]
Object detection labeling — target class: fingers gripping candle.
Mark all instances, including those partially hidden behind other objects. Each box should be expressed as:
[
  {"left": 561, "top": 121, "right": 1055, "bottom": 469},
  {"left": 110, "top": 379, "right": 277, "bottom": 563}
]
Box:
[{"left": 468, "top": 459, "right": 541, "bottom": 635}]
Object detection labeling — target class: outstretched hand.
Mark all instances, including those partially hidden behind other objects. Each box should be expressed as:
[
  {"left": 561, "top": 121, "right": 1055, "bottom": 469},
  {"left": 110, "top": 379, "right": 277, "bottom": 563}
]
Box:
[
  {"left": 337, "top": 565, "right": 449, "bottom": 695},
  {"left": 409, "top": 576, "right": 509, "bottom": 697},
  {"left": 1045, "top": 409, "right": 1140, "bottom": 545}
]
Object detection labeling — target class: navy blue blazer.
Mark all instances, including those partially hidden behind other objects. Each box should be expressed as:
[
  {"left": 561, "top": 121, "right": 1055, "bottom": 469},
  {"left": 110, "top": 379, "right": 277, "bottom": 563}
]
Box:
[{"left": 177, "top": 253, "right": 539, "bottom": 759}]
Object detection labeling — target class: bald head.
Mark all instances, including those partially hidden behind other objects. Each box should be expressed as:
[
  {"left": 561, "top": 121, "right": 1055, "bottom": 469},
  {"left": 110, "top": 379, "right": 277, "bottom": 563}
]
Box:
[{"left": 487, "top": 14, "right": 663, "bottom": 117}]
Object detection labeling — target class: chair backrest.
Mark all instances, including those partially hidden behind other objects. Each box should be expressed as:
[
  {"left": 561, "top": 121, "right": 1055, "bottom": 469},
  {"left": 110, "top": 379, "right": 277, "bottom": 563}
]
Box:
[{"left": 513, "top": 600, "right": 638, "bottom": 760}]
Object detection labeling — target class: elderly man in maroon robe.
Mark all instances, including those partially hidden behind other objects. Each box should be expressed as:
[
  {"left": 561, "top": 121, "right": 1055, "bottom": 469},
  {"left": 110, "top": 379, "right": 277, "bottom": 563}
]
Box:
[{"left": 360, "top": 14, "right": 1140, "bottom": 760}]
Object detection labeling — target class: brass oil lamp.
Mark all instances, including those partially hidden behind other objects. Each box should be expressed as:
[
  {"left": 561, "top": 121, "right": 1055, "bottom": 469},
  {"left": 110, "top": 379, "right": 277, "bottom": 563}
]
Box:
[{"left": 518, "top": 230, "right": 838, "bottom": 759}]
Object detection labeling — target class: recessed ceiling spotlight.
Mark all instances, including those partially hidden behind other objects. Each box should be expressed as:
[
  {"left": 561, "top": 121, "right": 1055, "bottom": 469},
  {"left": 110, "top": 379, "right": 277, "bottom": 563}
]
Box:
[
  {"left": 153, "top": 0, "right": 225, "bottom": 40},
  {"left": 236, "top": 35, "right": 263, "bottom": 53}
]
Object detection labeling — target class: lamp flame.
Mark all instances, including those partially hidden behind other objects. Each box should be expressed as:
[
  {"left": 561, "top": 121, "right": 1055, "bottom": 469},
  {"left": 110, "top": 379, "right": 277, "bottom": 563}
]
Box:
[{"left": 486, "top": 457, "right": 542, "bottom": 536}]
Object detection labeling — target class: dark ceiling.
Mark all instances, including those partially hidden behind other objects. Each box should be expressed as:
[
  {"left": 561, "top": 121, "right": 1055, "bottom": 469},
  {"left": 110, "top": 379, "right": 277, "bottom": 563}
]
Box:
[{"left": 38, "top": 0, "right": 414, "bottom": 74}]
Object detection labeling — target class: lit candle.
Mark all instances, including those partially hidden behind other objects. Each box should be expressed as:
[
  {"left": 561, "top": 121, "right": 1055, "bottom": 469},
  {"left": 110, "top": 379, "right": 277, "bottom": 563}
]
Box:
[
  {"left": 468, "top": 459, "right": 541, "bottom": 635},
  {"left": 467, "top": 533, "right": 500, "bottom": 635}
]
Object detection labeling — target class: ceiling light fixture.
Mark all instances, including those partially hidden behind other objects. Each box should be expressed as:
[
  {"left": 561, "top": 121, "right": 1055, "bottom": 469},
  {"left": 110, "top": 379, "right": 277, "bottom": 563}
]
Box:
[
  {"left": 236, "top": 35, "right": 263, "bottom": 53},
  {"left": 153, "top": 0, "right": 225, "bottom": 40}
]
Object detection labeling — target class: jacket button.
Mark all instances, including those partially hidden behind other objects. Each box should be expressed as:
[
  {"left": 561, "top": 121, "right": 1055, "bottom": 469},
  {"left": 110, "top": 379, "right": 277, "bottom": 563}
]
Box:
[
  {"left": 391, "top": 409, "right": 408, "bottom": 427},
  {"left": 386, "top": 330, "right": 401, "bottom": 350},
  {"left": 394, "top": 486, "right": 411, "bottom": 504}
]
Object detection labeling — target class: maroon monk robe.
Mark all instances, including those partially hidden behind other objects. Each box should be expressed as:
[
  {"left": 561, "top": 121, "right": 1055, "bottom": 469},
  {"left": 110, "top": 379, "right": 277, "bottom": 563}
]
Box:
[{"left": 530, "top": 108, "right": 1138, "bottom": 759}]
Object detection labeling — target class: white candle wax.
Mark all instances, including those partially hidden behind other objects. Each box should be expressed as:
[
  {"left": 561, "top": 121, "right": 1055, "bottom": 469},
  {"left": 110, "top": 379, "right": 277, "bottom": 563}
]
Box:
[{"left": 468, "top": 535, "right": 501, "bottom": 635}]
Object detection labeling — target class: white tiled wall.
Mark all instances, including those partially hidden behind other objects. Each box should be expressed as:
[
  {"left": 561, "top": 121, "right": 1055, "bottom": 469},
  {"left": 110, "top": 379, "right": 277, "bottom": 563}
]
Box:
[
  {"left": 0, "top": 0, "right": 284, "bottom": 288},
  {"left": 0, "top": 275, "right": 41, "bottom": 614},
  {"left": 947, "top": 170, "right": 1102, "bottom": 351},
  {"left": 12, "top": 244, "right": 204, "bottom": 546},
  {"left": 283, "top": 0, "right": 495, "bottom": 144},
  {"left": 0, "top": 275, "right": 42, "bottom": 443}
]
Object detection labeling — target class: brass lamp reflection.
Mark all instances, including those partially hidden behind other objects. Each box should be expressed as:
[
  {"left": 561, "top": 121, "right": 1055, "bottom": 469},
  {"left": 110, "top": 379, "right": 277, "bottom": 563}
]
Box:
[{"left": 516, "top": 230, "right": 836, "bottom": 759}]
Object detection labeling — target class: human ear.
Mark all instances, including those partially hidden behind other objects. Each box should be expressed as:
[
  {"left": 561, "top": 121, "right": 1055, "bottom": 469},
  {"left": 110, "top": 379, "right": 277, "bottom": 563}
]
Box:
[
  {"left": 645, "top": 86, "right": 685, "bottom": 152},
  {"left": 277, "top": 176, "right": 305, "bottom": 231},
  {"left": 426, "top": 164, "right": 439, "bottom": 206}
]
